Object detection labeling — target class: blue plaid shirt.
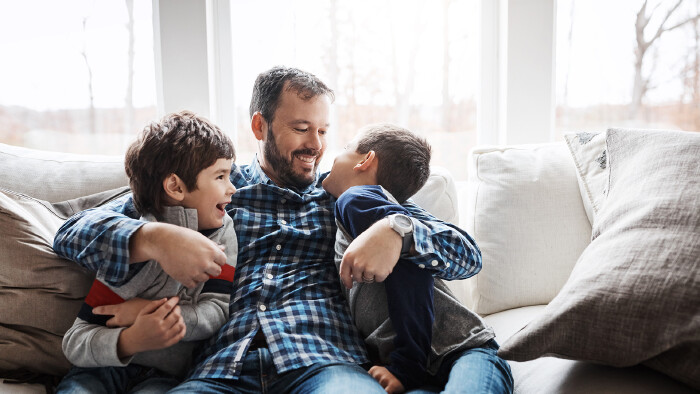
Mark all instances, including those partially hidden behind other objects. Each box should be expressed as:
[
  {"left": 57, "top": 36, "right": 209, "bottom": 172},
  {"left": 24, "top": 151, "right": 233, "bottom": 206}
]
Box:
[{"left": 53, "top": 157, "right": 482, "bottom": 380}]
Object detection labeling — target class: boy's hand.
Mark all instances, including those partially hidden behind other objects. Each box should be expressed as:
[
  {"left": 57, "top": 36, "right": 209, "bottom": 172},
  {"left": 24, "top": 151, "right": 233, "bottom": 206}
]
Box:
[
  {"left": 116, "top": 297, "right": 186, "bottom": 358},
  {"left": 93, "top": 297, "right": 151, "bottom": 327},
  {"left": 132, "top": 223, "right": 227, "bottom": 288},
  {"left": 339, "top": 218, "right": 402, "bottom": 289},
  {"left": 369, "top": 366, "right": 405, "bottom": 393}
]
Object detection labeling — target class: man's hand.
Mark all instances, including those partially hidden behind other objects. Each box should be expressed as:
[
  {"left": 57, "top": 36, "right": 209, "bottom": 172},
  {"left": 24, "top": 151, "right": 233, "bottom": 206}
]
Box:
[
  {"left": 116, "top": 297, "right": 186, "bottom": 358},
  {"left": 93, "top": 297, "right": 151, "bottom": 327},
  {"left": 130, "top": 222, "right": 227, "bottom": 288},
  {"left": 369, "top": 366, "right": 405, "bottom": 393},
  {"left": 339, "top": 218, "right": 402, "bottom": 289}
]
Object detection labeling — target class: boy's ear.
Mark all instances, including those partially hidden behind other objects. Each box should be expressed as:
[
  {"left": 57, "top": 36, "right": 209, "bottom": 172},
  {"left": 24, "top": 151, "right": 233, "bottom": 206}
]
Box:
[
  {"left": 251, "top": 112, "right": 265, "bottom": 141},
  {"left": 353, "top": 150, "right": 376, "bottom": 173},
  {"left": 163, "top": 173, "right": 186, "bottom": 202}
]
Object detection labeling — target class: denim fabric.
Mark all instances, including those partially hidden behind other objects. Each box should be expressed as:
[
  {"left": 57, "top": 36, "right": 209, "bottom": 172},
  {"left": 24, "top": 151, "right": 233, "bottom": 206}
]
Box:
[
  {"left": 56, "top": 364, "right": 180, "bottom": 393},
  {"left": 408, "top": 340, "right": 514, "bottom": 394},
  {"left": 167, "top": 347, "right": 384, "bottom": 394}
]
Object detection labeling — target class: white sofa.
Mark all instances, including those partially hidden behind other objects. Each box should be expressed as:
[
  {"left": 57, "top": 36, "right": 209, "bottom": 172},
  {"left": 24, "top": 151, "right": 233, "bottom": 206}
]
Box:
[{"left": 0, "top": 140, "right": 695, "bottom": 393}]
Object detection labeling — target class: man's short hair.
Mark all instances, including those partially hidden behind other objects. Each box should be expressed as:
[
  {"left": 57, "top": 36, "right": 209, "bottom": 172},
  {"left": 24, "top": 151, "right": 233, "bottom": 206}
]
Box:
[
  {"left": 249, "top": 66, "right": 334, "bottom": 122},
  {"left": 124, "top": 110, "right": 235, "bottom": 216},
  {"left": 355, "top": 123, "right": 432, "bottom": 203}
]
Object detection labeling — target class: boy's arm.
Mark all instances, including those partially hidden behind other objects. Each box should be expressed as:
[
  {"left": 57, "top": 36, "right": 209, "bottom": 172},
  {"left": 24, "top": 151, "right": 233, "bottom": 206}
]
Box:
[
  {"left": 338, "top": 187, "right": 481, "bottom": 287},
  {"left": 178, "top": 267, "right": 233, "bottom": 341},
  {"left": 64, "top": 275, "right": 184, "bottom": 367},
  {"left": 53, "top": 194, "right": 227, "bottom": 288},
  {"left": 400, "top": 200, "right": 481, "bottom": 280},
  {"left": 53, "top": 195, "right": 144, "bottom": 286},
  {"left": 335, "top": 185, "right": 409, "bottom": 238},
  {"left": 62, "top": 317, "right": 133, "bottom": 368},
  {"left": 178, "top": 219, "right": 235, "bottom": 341}
]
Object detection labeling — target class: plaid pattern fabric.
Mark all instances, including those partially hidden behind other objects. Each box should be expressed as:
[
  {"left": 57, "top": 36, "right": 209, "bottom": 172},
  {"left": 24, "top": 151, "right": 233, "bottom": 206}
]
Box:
[{"left": 53, "top": 157, "right": 481, "bottom": 380}]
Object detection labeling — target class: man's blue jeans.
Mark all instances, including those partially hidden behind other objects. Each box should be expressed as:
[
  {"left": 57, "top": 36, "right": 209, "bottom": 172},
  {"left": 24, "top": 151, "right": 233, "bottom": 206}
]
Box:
[
  {"left": 56, "top": 364, "right": 180, "bottom": 393},
  {"left": 166, "top": 347, "right": 385, "bottom": 393},
  {"left": 167, "top": 339, "right": 512, "bottom": 393}
]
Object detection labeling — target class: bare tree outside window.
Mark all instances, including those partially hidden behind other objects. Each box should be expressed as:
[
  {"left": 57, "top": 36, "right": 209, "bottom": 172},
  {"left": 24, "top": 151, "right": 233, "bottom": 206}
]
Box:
[
  {"left": 631, "top": 0, "right": 700, "bottom": 120},
  {"left": 230, "top": 0, "right": 479, "bottom": 181},
  {"left": 0, "top": 1, "right": 156, "bottom": 154},
  {"left": 556, "top": 0, "right": 700, "bottom": 135}
]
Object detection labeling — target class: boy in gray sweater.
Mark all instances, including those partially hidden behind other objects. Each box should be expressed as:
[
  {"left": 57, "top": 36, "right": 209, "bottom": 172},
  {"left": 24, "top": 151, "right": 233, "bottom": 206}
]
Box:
[
  {"left": 322, "top": 123, "right": 511, "bottom": 393},
  {"left": 57, "top": 111, "right": 238, "bottom": 393}
]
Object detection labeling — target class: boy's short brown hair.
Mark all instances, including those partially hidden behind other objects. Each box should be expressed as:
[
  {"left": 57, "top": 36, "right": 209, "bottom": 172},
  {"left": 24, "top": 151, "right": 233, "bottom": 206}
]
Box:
[
  {"left": 124, "top": 110, "right": 235, "bottom": 216},
  {"left": 355, "top": 123, "right": 432, "bottom": 203}
]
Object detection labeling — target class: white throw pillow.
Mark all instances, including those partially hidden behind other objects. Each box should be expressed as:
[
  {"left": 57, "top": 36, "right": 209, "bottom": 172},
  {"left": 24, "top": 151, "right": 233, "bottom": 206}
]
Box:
[
  {"left": 564, "top": 132, "right": 608, "bottom": 225},
  {"left": 459, "top": 142, "right": 592, "bottom": 315},
  {"left": 411, "top": 166, "right": 459, "bottom": 224}
]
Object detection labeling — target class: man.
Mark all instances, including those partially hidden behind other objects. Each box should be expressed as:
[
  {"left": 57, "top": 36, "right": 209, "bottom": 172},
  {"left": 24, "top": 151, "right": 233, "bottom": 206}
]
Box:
[{"left": 54, "top": 66, "right": 511, "bottom": 393}]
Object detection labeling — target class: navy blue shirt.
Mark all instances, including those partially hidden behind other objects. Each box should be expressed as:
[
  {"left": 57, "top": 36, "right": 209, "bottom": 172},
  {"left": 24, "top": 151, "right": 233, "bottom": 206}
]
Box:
[{"left": 335, "top": 185, "right": 435, "bottom": 389}]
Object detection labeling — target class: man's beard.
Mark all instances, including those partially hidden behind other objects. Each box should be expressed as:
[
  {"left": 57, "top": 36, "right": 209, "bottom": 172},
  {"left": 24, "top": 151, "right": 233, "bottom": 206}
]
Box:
[{"left": 264, "top": 126, "right": 319, "bottom": 190}]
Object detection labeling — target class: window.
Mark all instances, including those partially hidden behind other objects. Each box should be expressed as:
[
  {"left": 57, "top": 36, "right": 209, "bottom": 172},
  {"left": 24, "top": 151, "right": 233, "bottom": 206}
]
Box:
[
  {"left": 0, "top": 0, "right": 157, "bottom": 154},
  {"left": 229, "top": 0, "right": 480, "bottom": 180},
  {"left": 555, "top": 0, "right": 700, "bottom": 136}
]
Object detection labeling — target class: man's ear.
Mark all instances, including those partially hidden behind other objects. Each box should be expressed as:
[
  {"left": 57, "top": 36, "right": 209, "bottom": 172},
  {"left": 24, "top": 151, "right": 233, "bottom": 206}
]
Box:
[
  {"left": 163, "top": 173, "right": 186, "bottom": 202},
  {"left": 353, "top": 151, "right": 376, "bottom": 173},
  {"left": 251, "top": 112, "right": 266, "bottom": 141}
]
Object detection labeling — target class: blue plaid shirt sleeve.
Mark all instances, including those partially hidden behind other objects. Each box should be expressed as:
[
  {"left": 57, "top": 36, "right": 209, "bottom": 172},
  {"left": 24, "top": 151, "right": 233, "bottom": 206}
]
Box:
[
  {"left": 403, "top": 200, "right": 482, "bottom": 280},
  {"left": 53, "top": 194, "right": 146, "bottom": 286}
]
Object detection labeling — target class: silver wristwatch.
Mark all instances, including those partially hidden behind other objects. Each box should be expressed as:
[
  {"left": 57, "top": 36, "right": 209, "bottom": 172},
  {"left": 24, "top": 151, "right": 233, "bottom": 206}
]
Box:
[{"left": 388, "top": 213, "right": 414, "bottom": 254}]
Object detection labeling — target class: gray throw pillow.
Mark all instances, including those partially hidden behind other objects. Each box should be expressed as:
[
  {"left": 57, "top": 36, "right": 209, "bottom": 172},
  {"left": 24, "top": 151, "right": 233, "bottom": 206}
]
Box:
[
  {"left": 0, "top": 186, "right": 130, "bottom": 376},
  {"left": 498, "top": 128, "right": 700, "bottom": 390}
]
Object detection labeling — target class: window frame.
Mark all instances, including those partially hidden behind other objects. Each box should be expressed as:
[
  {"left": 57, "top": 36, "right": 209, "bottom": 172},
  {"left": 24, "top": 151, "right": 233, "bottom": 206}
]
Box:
[{"left": 153, "top": 0, "right": 557, "bottom": 146}]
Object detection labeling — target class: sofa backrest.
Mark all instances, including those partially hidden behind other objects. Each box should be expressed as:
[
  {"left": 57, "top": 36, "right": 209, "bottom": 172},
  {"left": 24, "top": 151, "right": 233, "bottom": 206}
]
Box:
[
  {"left": 453, "top": 142, "right": 592, "bottom": 316},
  {"left": 0, "top": 142, "right": 459, "bottom": 222},
  {"left": 0, "top": 143, "right": 128, "bottom": 203}
]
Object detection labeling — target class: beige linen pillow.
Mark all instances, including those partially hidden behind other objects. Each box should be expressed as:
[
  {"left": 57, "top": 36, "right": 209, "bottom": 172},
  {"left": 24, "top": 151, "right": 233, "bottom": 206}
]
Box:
[
  {"left": 0, "top": 187, "right": 130, "bottom": 376},
  {"left": 498, "top": 128, "right": 700, "bottom": 390}
]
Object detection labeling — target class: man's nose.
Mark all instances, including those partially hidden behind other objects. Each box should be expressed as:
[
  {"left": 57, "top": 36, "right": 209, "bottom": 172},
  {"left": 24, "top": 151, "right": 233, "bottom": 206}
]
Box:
[{"left": 305, "top": 129, "right": 324, "bottom": 150}]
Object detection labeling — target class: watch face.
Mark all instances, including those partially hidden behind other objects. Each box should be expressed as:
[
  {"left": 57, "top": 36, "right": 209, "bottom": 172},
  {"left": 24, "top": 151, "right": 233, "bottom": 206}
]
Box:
[
  {"left": 391, "top": 214, "right": 413, "bottom": 235},
  {"left": 395, "top": 214, "right": 412, "bottom": 228}
]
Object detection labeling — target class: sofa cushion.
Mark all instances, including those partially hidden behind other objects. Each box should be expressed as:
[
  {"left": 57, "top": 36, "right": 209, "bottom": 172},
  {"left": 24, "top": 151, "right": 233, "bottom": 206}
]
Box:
[
  {"left": 0, "top": 187, "right": 129, "bottom": 376},
  {"left": 457, "top": 142, "right": 591, "bottom": 315},
  {"left": 411, "top": 166, "right": 459, "bottom": 224},
  {"left": 0, "top": 142, "right": 127, "bottom": 203},
  {"left": 498, "top": 128, "right": 700, "bottom": 390},
  {"left": 564, "top": 132, "right": 608, "bottom": 225},
  {"left": 484, "top": 306, "right": 697, "bottom": 394}
]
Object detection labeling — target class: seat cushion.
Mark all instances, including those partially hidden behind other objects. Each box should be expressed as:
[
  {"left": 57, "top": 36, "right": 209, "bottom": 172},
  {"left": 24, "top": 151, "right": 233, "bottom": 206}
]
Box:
[{"left": 484, "top": 307, "right": 697, "bottom": 394}]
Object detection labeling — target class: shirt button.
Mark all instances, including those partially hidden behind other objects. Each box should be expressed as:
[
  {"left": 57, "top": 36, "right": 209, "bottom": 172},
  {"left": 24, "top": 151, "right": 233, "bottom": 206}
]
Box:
[
  {"left": 280, "top": 220, "right": 287, "bottom": 225},
  {"left": 280, "top": 198, "right": 286, "bottom": 204},
  {"left": 446, "top": 262, "right": 451, "bottom": 268},
  {"left": 259, "top": 304, "right": 267, "bottom": 311},
  {"left": 431, "top": 260, "right": 439, "bottom": 267},
  {"left": 275, "top": 244, "right": 282, "bottom": 251},
  {"left": 418, "top": 264, "right": 425, "bottom": 269},
  {"left": 266, "top": 273, "right": 273, "bottom": 279}
]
